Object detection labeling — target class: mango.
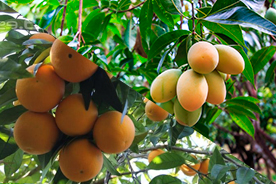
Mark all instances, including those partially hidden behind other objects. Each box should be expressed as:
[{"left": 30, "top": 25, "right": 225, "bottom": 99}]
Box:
[
  {"left": 157, "top": 100, "right": 174, "bottom": 115},
  {"left": 204, "top": 70, "right": 226, "bottom": 105},
  {"left": 150, "top": 69, "right": 182, "bottom": 103},
  {"left": 265, "top": 8, "right": 276, "bottom": 25},
  {"left": 215, "top": 45, "right": 245, "bottom": 74},
  {"left": 176, "top": 69, "right": 208, "bottom": 112},
  {"left": 187, "top": 41, "right": 219, "bottom": 74},
  {"left": 145, "top": 101, "right": 169, "bottom": 121},
  {"left": 174, "top": 99, "right": 202, "bottom": 127}
]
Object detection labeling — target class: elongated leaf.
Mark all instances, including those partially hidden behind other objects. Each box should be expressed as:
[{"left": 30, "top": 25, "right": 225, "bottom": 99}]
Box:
[
  {"left": 208, "top": 0, "right": 246, "bottom": 15},
  {"left": 117, "top": 0, "right": 131, "bottom": 11},
  {"left": 205, "top": 107, "right": 222, "bottom": 124},
  {"left": 236, "top": 166, "right": 255, "bottom": 184},
  {"left": 265, "top": 60, "right": 276, "bottom": 85},
  {"left": 193, "top": 120, "right": 209, "bottom": 138},
  {"left": 251, "top": 46, "right": 276, "bottom": 74},
  {"left": 103, "top": 155, "right": 121, "bottom": 176},
  {"left": 150, "top": 175, "right": 182, "bottom": 184},
  {"left": 139, "top": 0, "right": 153, "bottom": 47},
  {"left": 0, "top": 106, "right": 27, "bottom": 125},
  {"left": 0, "top": 136, "right": 18, "bottom": 160},
  {"left": 159, "top": 0, "right": 183, "bottom": 15},
  {"left": 84, "top": 12, "right": 106, "bottom": 40},
  {"left": 205, "top": 6, "right": 276, "bottom": 35},
  {"left": 229, "top": 113, "right": 255, "bottom": 137},
  {"left": 4, "top": 149, "right": 24, "bottom": 178},
  {"left": 157, "top": 50, "right": 170, "bottom": 74},
  {"left": 124, "top": 18, "right": 137, "bottom": 51},
  {"left": 148, "top": 152, "right": 185, "bottom": 170},
  {"left": 211, "top": 164, "right": 231, "bottom": 181},
  {"left": 39, "top": 6, "right": 63, "bottom": 29},
  {"left": 226, "top": 105, "right": 256, "bottom": 119},
  {"left": 153, "top": 0, "right": 174, "bottom": 27},
  {"left": 233, "top": 96, "right": 259, "bottom": 103},
  {"left": 241, "top": 0, "right": 265, "bottom": 11},
  {"left": 202, "top": 21, "right": 246, "bottom": 48},
  {"left": 148, "top": 30, "right": 190, "bottom": 60},
  {"left": 226, "top": 98, "right": 261, "bottom": 114},
  {"left": 209, "top": 147, "right": 225, "bottom": 175},
  {"left": 0, "top": 41, "right": 22, "bottom": 57}
]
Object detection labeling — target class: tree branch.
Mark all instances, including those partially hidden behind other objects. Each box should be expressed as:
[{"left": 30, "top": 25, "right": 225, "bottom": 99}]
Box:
[
  {"left": 108, "top": 1, "right": 145, "bottom": 13},
  {"left": 60, "top": 0, "right": 68, "bottom": 36}
]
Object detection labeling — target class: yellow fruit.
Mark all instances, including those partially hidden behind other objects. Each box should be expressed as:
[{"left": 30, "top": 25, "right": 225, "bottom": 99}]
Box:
[
  {"left": 158, "top": 100, "right": 174, "bottom": 115},
  {"left": 148, "top": 149, "right": 165, "bottom": 163},
  {"left": 29, "top": 33, "right": 56, "bottom": 42},
  {"left": 187, "top": 41, "right": 219, "bottom": 74},
  {"left": 55, "top": 94, "right": 98, "bottom": 136},
  {"left": 215, "top": 45, "right": 245, "bottom": 74},
  {"left": 50, "top": 39, "right": 98, "bottom": 83},
  {"left": 199, "top": 159, "right": 209, "bottom": 175},
  {"left": 93, "top": 111, "right": 135, "bottom": 154},
  {"left": 180, "top": 155, "right": 201, "bottom": 176},
  {"left": 15, "top": 64, "right": 65, "bottom": 112},
  {"left": 204, "top": 70, "right": 226, "bottom": 105},
  {"left": 176, "top": 69, "right": 208, "bottom": 112},
  {"left": 145, "top": 101, "right": 169, "bottom": 121},
  {"left": 59, "top": 139, "right": 103, "bottom": 182},
  {"left": 150, "top": 69, "right": 182, "bottom": 103},
  {"left": 228, "top": 181, "right": 236, "bottom": 184},
  {"left": 13, "top": 111, "right": 59, "bottom": 155},
  {"left": 174, "top": 99, "right": 201, "bottom": 127}
]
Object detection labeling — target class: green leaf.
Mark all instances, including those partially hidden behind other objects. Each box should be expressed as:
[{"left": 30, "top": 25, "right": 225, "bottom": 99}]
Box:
[
  {"left": 240, "top": 0, "right": 265, "bottom": 12},
  {"left": 4, "top": 149, "right": 24, "bottom": 178},
  {"left": 265, "top": 60, "right": 276, "bottom": 86},
  {"left": 193, "top": 120, "right": 209, "bottom": 138},
  {"left": 84, "top": 11, "right": 106, "bottom": 40},
  {"left": 205, "top": 107, "right": 222, "bottom": 124},
  {"left": 148, "top": 30, "right": 190, "bottom": 60},
  {"left": 229, "top": 113, "right": 255, "bottom": 137},
  {"left": 205, "top": 6, "right": 276, "bottom": 35},
  {"left": 226, "top": 98, "right": 261, "bottom": 114},
  {"left": 232, "top": 96, "right": 260, "bottom": 104},
  {"left": 210, "top": 164, "right": 231, "bottom": 181},
  {"left": 0, "top": 80, "right": 17, "bottom": 109},
  {"left": 139, "top": 0, "right": 153, "bottom": 44},
  {"left": 0, "top": 106, "right": 27, "bottom": 125},
  {"left": 150, "top": 175, "right": 183, "bottom": 184},
  {"left": 226, "top": 105, "right": 256, "bottom": 119},
  {"left": 236, "top": 166, "right": 255, "bottom": 184},
  {"left": 209, "top": 147, "right": 225, "bottom": 171},
  {"left": 153, "top": 0, "right": 174, "bottom": 27},
  {"left": 251, "top": 46, "right": 276, "bottom": 74},
  {"left": 39, "top": 6, "right": 63, "bottom": 29},
  {"left": 208, "top": 0, "right": 246, "bottom": 15},
  {"left": 103, "top": 154, "right": 121, "bottom": 176},
  {"left": 159, "top": 0, "right": 183, "bottom": 15},
  {"left": 124, "top": 18, "right": 137, "bottom": 51},
  {"left": 0, "top": 136, "right": 18, "bottom": 160},
  {"left": 0, "top": 41, "right": 22, "bottom": 57},
  {"left": 148, "top": 152, "right": 185, "bottom": 170},
  {"left": 117, "top": 0, "right": 131, "bottom": 11},
  {"left": 202, "top": 21, "right": 246, "bottom": 48}
]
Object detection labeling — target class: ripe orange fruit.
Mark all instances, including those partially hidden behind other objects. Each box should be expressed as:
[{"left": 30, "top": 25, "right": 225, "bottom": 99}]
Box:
[
  {"left": 228, "top": 181, "right": 236, "bottom": 184},
  {"left": 59, "top": 138, "right": 103, "bottom": 182},
  {"left": 93, "top": 111, "right": 135, "bottom": 154},
  {"left": 50, "top": 39, "right": 98, "bottom": 83},
  {"left": 198, "top": 158, "right": 209, "bottom": 175},
  {"left": 55, "top": 94, "right": 98, "bottom": 136},
  {"left": 148, "top": 149, "right": 165, "bottom": 163},
  {"left": 15, "top": 64, "right": 65, "bottom": 112},
  {"left": 180, "top": 155, "right": 201, "bottom": 176},
  {"left": 29, "top": 33, "right": 56, "bottom": 42},
  {"left": 13, "top": 111, "right": 59, "bottom": 155},
  {"left": 145, "top": 101, "right": 169, "bottom": 121}
]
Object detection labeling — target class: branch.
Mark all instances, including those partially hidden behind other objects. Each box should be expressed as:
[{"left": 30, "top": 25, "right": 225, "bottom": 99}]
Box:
[
  {"left": 258, "top": 128, "right": 276, "bottom": 148},
  {"left": 77, "top": 0, "right": 83, "bottom": 50},
  {"left": 212, "top": 122, "right": 241, "bottom": 137},
  {"left": 108, "top": 1, "right": 145, "bottom": 13},
  {"left": 60, "top": 0, "right": 68, "bottom": 36}
]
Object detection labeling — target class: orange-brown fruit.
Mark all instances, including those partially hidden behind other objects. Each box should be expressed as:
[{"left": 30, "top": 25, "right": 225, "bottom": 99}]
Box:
[
  {"left": 228, "top": 181, "right": 236, "bottom": 184},
  {"left": 59, "top": 138, "right": 103, "bottom": 182},
  {"left": 180, "top": 155, "right": 201, "bottom": 176},
  {"left": 15, "top": 64, "right": 65, "bottom": 112},
  {"left": 148, "top": 149, "right": 165, "bottom": 163},
  {"left": 204, "top": 70, "right": 226, "bottom": 105},
  {"left": 93, "top": 111, "right": 135, "bottom": 154},
  {"left": 198, "top": 158, "right": 210, "bottom": 175},
  {"left": 29, "top": 33, "right": 56, "bottom": 42},
  {"left": 50, "top": 39, "right": 98, "bottom": 83},
  {"left": 176, "top": 69, "right": 208, "bottom": 112},
  {"left": 145, "top": 100, "right": 169, "bottom": 121},
  {"left": 13, "top": 111, "right": 59, "bottom": 155},
  {"left": 55, "top": 94, "right": 98, "bottom": 136},
  {"left": 187, "top": 41, "right": 219, "bottom": 74}
]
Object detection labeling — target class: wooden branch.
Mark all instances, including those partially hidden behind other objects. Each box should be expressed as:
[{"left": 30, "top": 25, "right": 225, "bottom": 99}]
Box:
[{"left": 60, "top": 0, "right": 68, "bottom": 36}]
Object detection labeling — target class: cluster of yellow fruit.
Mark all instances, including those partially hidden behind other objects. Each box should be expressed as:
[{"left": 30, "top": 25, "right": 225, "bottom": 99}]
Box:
[
  {"left": 149, "top": 41, "right": 245, "bottom": 126},
  {"left": 13, "top": 33, "right": 135, "bottom": 182}
]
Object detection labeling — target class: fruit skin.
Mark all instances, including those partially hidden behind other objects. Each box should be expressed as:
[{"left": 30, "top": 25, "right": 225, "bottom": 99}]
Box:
[
  {"left": 176, "top": 69, "right": 208, "bottom": 112},
  {"left": 150, "top": 69, "right": 182, "bottom": 103},
  {"left": 148, "top": 149, "right": 165, "bottom": 163},
  {"left": 157, "top": 100, "right": 174, "bottom": 115},
  {"left": 145, "top": 100, "right": 169, "bottom": 121},
  {"left": 180, "top": 155, "right": 201, "bottom": 176},
  {"left": 55, "top": 94, "right": 98, "bottom": 136},
  {"left": 215, "top": 45, "right": 245, "bottom": 74},
  {"left": 15, "top": 64, "right": 65, "bottom": 112},
  {"left": 59, "top": 139, "right": 103, "bottom": 182},
  {"left": 204, "top": 70, "right": 226, "bottom": 105},
  {"left": 265, "top": 8, "right": 276, "bottom": 24},
  {"left": 13, "top": 111, "right": 59, "bottom": 155},
  {"left": 29, "top": 33, "right": 56, "bottom": 42},
  {"left": 174, "top": 99, "right": 202, "bottom": 127},
  {"left": 50, "top": 39, "right": 98, "bottom": 83},
  {"left": 187, "top": 41, "right": 219, "bottom": 74},
  {"left": 93, "top": 111, "right": 135, "bottom": 154},
  {"left": 198, "top": 158, "right": 209, "bottom": 175}
]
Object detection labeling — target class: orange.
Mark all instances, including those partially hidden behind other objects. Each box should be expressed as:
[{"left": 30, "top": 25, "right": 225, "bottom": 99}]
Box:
[
  {"left": 15, "top": 64, "right": 65, "bottom": 112},
  {"left": 180, "top": 155, "right": 201, "bottom": 176},
  {"left": 55, "top": 94, "right": 98, "bottom": 136},
  {"left": 198, "top": 158, "right": 209, "bottom": 175},
  {"left": 145, "top": 100, "right": 169, "bottom": 121},
  {"left": 50, "top": 39, "right": 98, "bottom": 83},
  {"left": 93, "top": 111, "right": 135, "bottom": 154},
  {"left": 29, "top": 33, "right": 56, "bottom": 42},
  {"left": 229, "top": 181, "right": 236, "bottom": 184},
  {"left": 148, "top": 149, "right": 165, "bottom": 163},
  {"left": 13, "top": 111, "right": 59, "bottom": 155},
  {"left": 59, "top": 138, "right": 103, "bottom": 182}
]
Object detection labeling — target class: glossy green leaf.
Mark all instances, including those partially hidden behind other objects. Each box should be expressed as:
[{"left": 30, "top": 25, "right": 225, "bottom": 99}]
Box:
[
  {"left": 226, "top": 105, "right": 256, "bottom": 119},
  {"left": 229, "top": 113, "right": 255, "bottom": 137},
  {"left": 208, "top": 0, "right": 246, "bottom": 15},
  {"left": 139, "top": 0, "right": 153, "bottom": 50},
  {"left": 210, "top": 164, "right": 231, "bottom": 181},
  {"left": 236, "top": 166, "right": 255, "bottom": 184},
  {"left": 39, "top": 6, "right": 63, "bottom": 29},
  {"left": 265, "top": 60, "right": 276, "bottom": 86},
  {"left": 205, "top": 107, "right": 222, "bottom": 124},
  {"left": 226, "top": 97, "right": 261, "bottom": 114},
  {"left": 148, "top": 30, "right": 190, "bottom": 60},
  {"left": 117, "top": 0, "right": 131, "bottom": 11},
  {"left": 124, "top": 18, "right": 137, "bottom": 51},
  {"left": 84, "top": 11, "right": 106, "bottom": 40},
  {"left": 0, "top": 136, "right": 18, "bottom": 160},
  {"left": 0, "top": 41, "right": 22, "bottom": 57},
  {"left": 150, "top": 175, "right": 182, "bottom": 184},
  {"left": 148, "top": 152, "right": 185, "bottom": 170},
  {"left": 0, "top": 106, "right": 27, "bottom": 125},
  {"left": 103, "top": 154, "right": 121, "bottom": 176},
  {"left": 159, "top": 0, "right": 183, "bottom": 15},
  {"left": 251, "top": 46, "right": 276, "bottom": 74},
  {"left": 209, "top": 147, "right": 225, "bottom": 174},
  {"left": 233, "top": 96, "right": 260, "bottom": 103},
  {"left": 153, "top": 0, "right": 174, "bottom": 27},
  {"left": 4, "top": 149, "right": 24, "bottom": 178},
  {"left": 193, "top": 120, "right": 209, "bottom": 138},
  {"left": 240, "top": 0, "right": 265, "bottom": 11}
]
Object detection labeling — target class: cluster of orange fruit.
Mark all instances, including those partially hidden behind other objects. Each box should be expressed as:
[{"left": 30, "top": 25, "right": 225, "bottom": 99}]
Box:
[
  {"left": 13, "top": 33, "right": 135, "bottom": 182},
  {"left": 149, "top": 41, "right": 245, "bottom": 126}
]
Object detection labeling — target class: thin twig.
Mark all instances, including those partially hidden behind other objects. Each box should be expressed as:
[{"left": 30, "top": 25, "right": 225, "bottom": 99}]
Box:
[
  {"left": 60, "top": 0, "right": 68, "bottom": 36},
  {"left": 77, "top": 0, "right": 83, "bottom": 50},
  {"left": 108, "top": 1, "right": 145, "bottom": 13}
]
